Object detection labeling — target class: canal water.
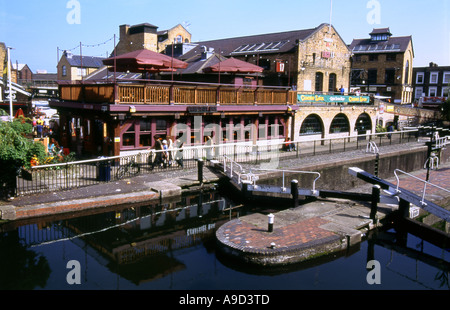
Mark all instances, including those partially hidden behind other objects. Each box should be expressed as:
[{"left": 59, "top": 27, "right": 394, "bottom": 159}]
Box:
[{"left": 0, "top": 189, "right": 448, "bottom": 291}]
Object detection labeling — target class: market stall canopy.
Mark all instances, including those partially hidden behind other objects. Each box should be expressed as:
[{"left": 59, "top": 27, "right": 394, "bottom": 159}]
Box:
[
  {"left": 103, "top": 49, "right": 188, "bottom": 72},
  {"left": 203, "top": 57, "right": 264, "bottom": 73}
]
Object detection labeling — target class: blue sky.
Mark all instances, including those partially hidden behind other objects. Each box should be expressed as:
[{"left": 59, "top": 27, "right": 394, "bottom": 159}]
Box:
[{"left": 1, "top": 0, "right": 449, "bottom": 73}]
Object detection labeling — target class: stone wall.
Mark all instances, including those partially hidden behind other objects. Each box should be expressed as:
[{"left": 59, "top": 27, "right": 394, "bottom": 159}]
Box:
[
  {"left": 292, "top": 105, "right": 377, "bottom": 141},
  {"left": 296, "top": 25, "right": 351, "bottom": 92}
]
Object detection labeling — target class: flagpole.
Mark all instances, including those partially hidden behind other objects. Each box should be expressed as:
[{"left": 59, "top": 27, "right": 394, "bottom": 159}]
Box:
[
  {"left": 7, "top": 47, "right": 13, "bottom": 122},
  {"left": 329, "top": 0, "right": 333, "bottom": 33}
]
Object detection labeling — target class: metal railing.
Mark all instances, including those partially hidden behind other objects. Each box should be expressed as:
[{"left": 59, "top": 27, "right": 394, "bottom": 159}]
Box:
[
  {"left": 394, "top": 169, "right": 450, "bottom": 206},
  {"left": 14, "top": 129, "right": 420, "bottom": 197}
]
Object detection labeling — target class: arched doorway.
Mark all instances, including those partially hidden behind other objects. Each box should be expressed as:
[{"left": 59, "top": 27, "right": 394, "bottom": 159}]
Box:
[
  {"left": 330, "top": 113, "right": 350, "bottom": 134},
  {"left": 300, "top": 114, "right": 324, "bottom": 136},
  {"left": 355, "top": 113, "right": 372, "bottom": 140}
]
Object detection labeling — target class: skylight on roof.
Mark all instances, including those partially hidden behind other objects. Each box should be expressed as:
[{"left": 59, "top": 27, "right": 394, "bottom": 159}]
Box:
[{"left": 231, "top": 41, "right": 288, "bottom": 54}]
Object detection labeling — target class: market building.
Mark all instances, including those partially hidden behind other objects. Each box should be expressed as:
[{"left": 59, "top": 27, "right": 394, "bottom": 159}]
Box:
[
  {"left": 49, "top": 23, "right": 376, "bottom": 158},
  {"left": 172, "top": 23, "right": 351, "bottom": 91},
  {"left": 349, "top": 28, "right": 414, "bottom": 104}
]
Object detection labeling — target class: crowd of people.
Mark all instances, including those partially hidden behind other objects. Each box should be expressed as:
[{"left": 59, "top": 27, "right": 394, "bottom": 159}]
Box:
[{"left": 148, "top": 136, "right": 185, "bottom": 170}]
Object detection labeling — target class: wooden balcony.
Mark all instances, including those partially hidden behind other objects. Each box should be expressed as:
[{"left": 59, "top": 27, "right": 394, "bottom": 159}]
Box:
[{"left": 58, "top": 80, "right": 296, "bottom": 106}]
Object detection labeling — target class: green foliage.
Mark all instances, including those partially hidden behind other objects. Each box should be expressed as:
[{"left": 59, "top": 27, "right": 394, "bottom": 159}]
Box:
[
  {"left": 0, "top": 120, "right": 46, "bottom": 169},
  {"left": 376, "top": 125, "right": 387, "bottom": 133}
]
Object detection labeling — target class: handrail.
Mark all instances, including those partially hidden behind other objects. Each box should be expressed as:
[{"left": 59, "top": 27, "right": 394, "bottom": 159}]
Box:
[
  {"left": 393, "top": 169, "right": 450, "bottom": 206},
  {"left": 249, "top": 168, "right": 321, "bottom": 194},
  {"left": 31, "top": 128, "right": 419, "bottom": 170},
  {"left": 366, "top": 141, "right": 379, "bottom": 154}
]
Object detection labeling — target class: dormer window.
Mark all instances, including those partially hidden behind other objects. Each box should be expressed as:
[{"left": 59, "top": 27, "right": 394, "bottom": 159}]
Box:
[
  {"left": 369, "top": 28, "right": 392, "bottom": 42},
  {"left": 372, "top": 34, "right": 388, "bottom": 41}
]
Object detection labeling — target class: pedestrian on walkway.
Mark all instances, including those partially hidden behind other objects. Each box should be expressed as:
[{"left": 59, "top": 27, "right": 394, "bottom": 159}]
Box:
[
  {"left": 174, "top": 138, "right": 184, "bottom": 168},
  {"left": 149, "top": 137, "right": 164, "bottom": 170}
]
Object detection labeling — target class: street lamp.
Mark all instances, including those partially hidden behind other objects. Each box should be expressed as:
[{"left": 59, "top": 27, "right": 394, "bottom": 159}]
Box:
[{"left": 7, "top": 47, "right": 14, "bottom": 122}]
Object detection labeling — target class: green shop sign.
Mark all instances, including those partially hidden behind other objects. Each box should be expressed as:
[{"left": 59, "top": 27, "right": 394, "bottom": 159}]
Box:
[{"left": 297, "top": 94, "right": 370, "bottom": 104}]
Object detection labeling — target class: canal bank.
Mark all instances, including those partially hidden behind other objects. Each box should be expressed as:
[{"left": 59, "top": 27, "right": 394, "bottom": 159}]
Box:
[{"left": 1, "top": 141, "right": 449, "bottom": 269}]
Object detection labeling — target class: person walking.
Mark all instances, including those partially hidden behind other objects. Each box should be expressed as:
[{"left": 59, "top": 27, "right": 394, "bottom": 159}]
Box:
[
  {"left": 174, "top": 138, "right": 184, "bottom": 168},
  {"left": 149, "top": 137, "right": 164, "bottom": 170}
]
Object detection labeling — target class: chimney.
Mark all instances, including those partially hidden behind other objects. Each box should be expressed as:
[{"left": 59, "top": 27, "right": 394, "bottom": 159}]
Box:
[
  {"left": 120, "top": 24, "right": 130, "bottom": 40},
  {"left": 201, "top": 46, "right": 214, "bottom": 60},
  {"left": 64, "top": 50, "right": 73, "bottom": 59}
]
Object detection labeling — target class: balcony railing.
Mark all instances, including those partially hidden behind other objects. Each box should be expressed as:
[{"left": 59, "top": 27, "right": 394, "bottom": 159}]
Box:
[{"left": 58, "top": 79, "right": 296, "bottom": 105}]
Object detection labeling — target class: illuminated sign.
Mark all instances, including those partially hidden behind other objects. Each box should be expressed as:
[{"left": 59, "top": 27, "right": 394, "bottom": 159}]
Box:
[{"left": 297, "top": 94, "right": 370, "bottom": 104}]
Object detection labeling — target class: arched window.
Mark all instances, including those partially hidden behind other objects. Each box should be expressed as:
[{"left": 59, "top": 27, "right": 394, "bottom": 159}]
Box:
[
  {"left": 328, "top": 73, "right": 336, "bottom": 92},
  {"left": 355, "top": 113, "right": 372, "bottom": 132},
  {"left": 62, "top": 65, "right": 67, "bottom": 76},
  {"left": 300, "top": 114, "right": 323, "bottom": 135},
  {"left": 315, "top": 72, "right": 323, "bottom": 92},
  {"left": 330, "top": 113, "right": 350, "bottom": 133},
  {"left": 404, "top": 60, "right": 410, "bottom": 84}
]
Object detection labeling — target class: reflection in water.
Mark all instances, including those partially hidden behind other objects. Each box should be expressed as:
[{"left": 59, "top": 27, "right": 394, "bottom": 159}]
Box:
[{"left": 0, "top": 188, "right": 448, "bottom": 290}]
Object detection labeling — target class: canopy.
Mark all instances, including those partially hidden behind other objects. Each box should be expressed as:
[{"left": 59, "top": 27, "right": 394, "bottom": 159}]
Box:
[
  {"left": 103, "top": 49, "right": 188, "bottom": 72},
  {"left": 203, "top": 57, "right": 264, "bottom": 73}
]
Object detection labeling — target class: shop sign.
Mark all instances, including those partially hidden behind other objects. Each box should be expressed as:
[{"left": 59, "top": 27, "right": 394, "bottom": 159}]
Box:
[
  {"left": 276, "top": 61, "right": 285, "bottom": 73},
  {"left": 321, "top": 51, "right": 335, "bottom": 59},
  {"left": 297, "top": 94, "right": 370, "bottom": 104},
  {"left": 187, "top": 106, "right": 218, "bottom": 113}
]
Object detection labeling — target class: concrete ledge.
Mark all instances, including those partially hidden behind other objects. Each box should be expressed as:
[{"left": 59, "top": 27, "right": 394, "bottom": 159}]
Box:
[
  {"left": 11, "top": 191, "right": 159, "bottom": 220},
  {"left": 147, "top": 181, "right": 182, "bottom": 199},
  {"left": 0, "top": 205, "right": 16, "bottom": 220},
  {"left": 320, "top": 222, "right": 362, "bottom": 246}
]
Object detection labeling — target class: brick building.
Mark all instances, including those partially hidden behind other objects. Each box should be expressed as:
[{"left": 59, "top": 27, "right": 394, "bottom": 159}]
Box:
[
  {"left": 172, "top": 23, "right": 351, "bottom": 91},
  {"left": 349, "top": 28, "right": 414, "bottom": 104},
  {"left": 57, "top": 50, "right": 104, "bottom": 81},
  {"left": 114, "top": 23, "right": 192, "bottom": 56},
  {"left": 412, "top": 62, "right": 450, "bottom": 108},
  {"left": 12, "top": 63, "right": 33, "bottom": 85}
]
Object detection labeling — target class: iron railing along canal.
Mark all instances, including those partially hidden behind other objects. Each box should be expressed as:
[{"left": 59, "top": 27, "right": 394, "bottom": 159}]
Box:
[{"left": 15, "top": 129, "right": 421, "bottom": 196}]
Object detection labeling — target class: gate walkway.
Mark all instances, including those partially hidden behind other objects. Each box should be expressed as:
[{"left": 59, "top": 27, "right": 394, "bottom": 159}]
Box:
[{"left": 215, "top": 160, "right": 450, "bottom": 266}]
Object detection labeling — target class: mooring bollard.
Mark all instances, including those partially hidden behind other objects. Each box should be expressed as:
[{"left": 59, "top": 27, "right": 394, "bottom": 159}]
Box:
[
  {"left": 268, "top": 213, "right": 274, "bottom": 232},
  {"left": 291, "top": 179, "right": 299, "bottom": 208},
  {"left": 197, "top": 159, "right": 204, "bottom": 185}
]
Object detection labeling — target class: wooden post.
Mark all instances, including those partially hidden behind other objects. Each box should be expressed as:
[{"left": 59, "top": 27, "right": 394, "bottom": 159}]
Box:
[
  {"left": 370, "top": 185, "right": 380, "bottom": 222},
  {"left": 197, "top": 159, "right": 203, "bottom": 185}
]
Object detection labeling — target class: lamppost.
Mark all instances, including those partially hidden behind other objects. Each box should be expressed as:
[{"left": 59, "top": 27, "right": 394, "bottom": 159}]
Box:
[{"left": 7, "top": 46, "right": 14, "bottom": 122}]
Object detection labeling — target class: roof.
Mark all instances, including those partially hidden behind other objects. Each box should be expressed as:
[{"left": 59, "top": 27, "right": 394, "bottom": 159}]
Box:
[
  {"left": 179, "top": 24, "right": 328, "bottom": 60},
  {"left": 369, "top": 28, "right": 392, "bottom": 35},
  {"left": 84, "top": 66, "right": 143, "bottom": 81},
  {"left": 63, "top": 54, "right": 105, "bottom": 68},
  {"left": 349, "top": 35, "right": 412, "bottom": 54},
  {"left": 176, "top": 52, "right": 228, "bottom": 75},
  {"left": 12, "top": 63, "right": 31, "bottom": 71}
]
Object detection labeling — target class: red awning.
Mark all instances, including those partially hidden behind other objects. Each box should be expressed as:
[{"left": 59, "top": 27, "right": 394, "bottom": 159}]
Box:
[
  {"left": 204, "top": 57, "right": 264, "bottom": 73},
  {"left": 103, "top": 49, "right": 188, "bottom": 72}
]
